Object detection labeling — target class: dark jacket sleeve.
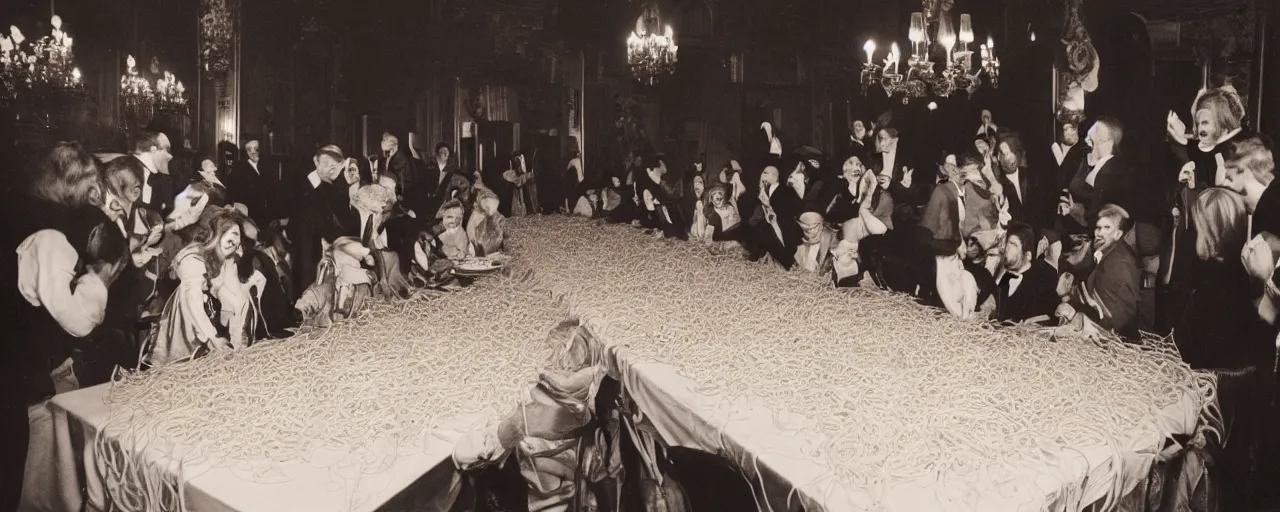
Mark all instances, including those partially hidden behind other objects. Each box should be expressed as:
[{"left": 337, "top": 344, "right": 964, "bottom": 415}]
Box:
[{"left": 1083, "top": 245, "right": 1141, "bottom": 336}]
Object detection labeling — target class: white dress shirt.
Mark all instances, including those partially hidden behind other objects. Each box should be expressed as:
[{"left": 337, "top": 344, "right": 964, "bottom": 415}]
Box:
[
  {"left": 1051, "top": 143, "right": 1074, "bottom": 166},
  {"left": 136, "top": 155, "right": 156, "bottom": 204},
  {"left": 307, "top": 170, "right": 322, "bottom": 189},
  {"left": 880, "top": 149, "right": 897, "bottom": 180}
]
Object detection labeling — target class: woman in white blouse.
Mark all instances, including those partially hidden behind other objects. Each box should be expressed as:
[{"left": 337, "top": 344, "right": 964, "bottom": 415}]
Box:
[{"left": 5, "top": 143, "right": 131, "bottom": 509}]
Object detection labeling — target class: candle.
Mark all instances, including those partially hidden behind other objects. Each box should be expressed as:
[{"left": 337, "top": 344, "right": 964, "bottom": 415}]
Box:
[
  {"left": 987, "top": 36, "right": 996, "bottom": 60},
  {"left": 71, "top": 67, "right": 80, "bottom": 83},
  {"left": 889, "top": 42, "right": 900, "bottom": 74},
  {"left": 864, "top": 39, "right": 875, "bottom": 65},
  {"left": 980, "top": 44, "right": 989, "bottom": 60},
  {"left": 959, "top": 14, "right": 974, "bottom": 44}
]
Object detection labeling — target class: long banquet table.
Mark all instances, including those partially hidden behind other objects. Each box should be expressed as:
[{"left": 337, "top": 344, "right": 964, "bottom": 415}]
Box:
[{"left": 47, "top": 383, "right": 476, "bottom": 512}]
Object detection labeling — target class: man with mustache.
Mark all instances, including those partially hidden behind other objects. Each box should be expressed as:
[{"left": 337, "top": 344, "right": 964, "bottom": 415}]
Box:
[{"left": 1055, "top": 204, "right": 1141, "bottom": 339}]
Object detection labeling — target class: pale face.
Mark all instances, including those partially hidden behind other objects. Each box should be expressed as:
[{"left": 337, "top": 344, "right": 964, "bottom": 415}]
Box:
[
  {"left": 875, "top": 130, "right": 894, "bottom": 153},
  {"left": 852, "top": 121, "right": 867, "bottom": 140},
  {"left": 437, "top": 146, "right": 450, "bottom": 160},
  {"left": 201, "top": 159, "right": 218, "bottom": 175},
  {"left": 710, "top": 189, "right": 726, "bottom": 207},
  {"left": 842, "top": 156, "right": 865, "bottom": 181},
  {"left": 245, "top": 141, "right": 260, "bottom": 162},
  {"left": 694, "top": 162, "right": 703, "bottom": 172},
  {"left": 692, "top": 176, "right": 705, "bottom": 196},
  {"left": 1087, "top": 124, "right": 1111, "bottom": 160},
  {"left": 1220, "top": 165, "right": 1251, "bottom": 198},
  {"left": 317, "top": 156, "right": 344, "bottom": 182},
  {"left": 343, "top": 159, "right": 360, "bottom": 184},
  {"left": 981, "top": 110, "right": 993, "bottom": 125},
  {"left": 960, "top": 163, "right": 983, "bottom": 185},
  {"left": 101, "top": 189, "right": 128, "bottom": 222},
  {"left": 217, "top": 225, "right": 242, "bottom": 259},
  {"left": 787, "top": 166, "right": 805, "bottom": 189},
  {"left": 1094, "top": 216, "right": 1122, "bottom": 251},
  {"left": 1062, "top": 123, "right": 1079, "bottom": 146},
  {"left": 587, "top": 191, "right": 599, "bottom": 203},
  {"left": 1195, "top": 109, "right": 1223, "bottom": 145},
  {"left": 761, "top": 166, "right": 780, "bottom": 186},
  {"left": 974, "top": 139, "right": 991, "bottom": 156},
  {"left": 381, "top": 138, "right": 396, "bottom": 154},
  {"left": 1003, "top": 235, "right": 1028, "bottom": 271},
  {"left": 799, "top": 216, "right": 824, "bottom": 240},
  {"left": 441, "top": 208, "right": 463, "bottom": 230},
  {"left": 998, "top": 142, "right": 1018, "bottom": 172},
  {"left": 154, "top": 134, "right": 173, "bottom": 173}
]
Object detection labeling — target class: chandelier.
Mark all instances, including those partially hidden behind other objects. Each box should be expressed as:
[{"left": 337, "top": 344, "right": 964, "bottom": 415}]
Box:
[
  {"left": 120, "top": 55, "right": 187, "bottom": 131},
  {"left": 625, "top": 4, "right": 677, "bottom": 85},
  {"left": 0, "top": 15, "right": 82, "bottom": 104},
  {"left": 860, "top": 5, "right": 999, "bottom": 103}
]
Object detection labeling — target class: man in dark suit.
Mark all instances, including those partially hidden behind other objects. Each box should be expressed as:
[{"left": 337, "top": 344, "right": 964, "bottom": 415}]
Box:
[
  {"left": 1051, "top": 121, "right": 1088, "bottom": 192},
  {"left": 748, "top": 165, "right": 801, "bottom": 268},
  {"left": 371, "top": 133, "right": 419, "bottom": 206},
  {"left": 131, "top": 131, "right": 176, "bottom": 217},
  {"left": 993, "top": 222, "right": 1058, "bottom": 324},
  {"left": 225, "top": 139, "right": 279, "bottom": 228},
  {"left": 1058, "top": 204, "right": 1141, "bottom": 339},
  {"left": 995, "top": 132, "right": 1049, "bottom": 230},
  {"left": 1059, "top": 117, "right": 1136, "bottom": 235},
  {"left": 286, "top": 147, "right": 354, "bottom": 296},
  {"left": 873, "top": 127, "right": 929, "bottom": 225}
]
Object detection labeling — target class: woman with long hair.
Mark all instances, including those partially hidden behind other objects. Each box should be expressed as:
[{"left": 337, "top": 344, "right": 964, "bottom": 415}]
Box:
[
  {"left": 147, "top": 208, "right": 264, "bottom": 367},
  {"left": 3, "top": 142, "right": 131, "bottom": 509}
]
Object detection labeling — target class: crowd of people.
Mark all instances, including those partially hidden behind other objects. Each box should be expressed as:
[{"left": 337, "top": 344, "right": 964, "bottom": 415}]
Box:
[
  {"left": 0, "top": 131, "right": 524, "bottom": 509},
  {"left": 3, "top": 84, "right": 1280, "bottom": 509},
  {"left": 571, "top": 91, "right": 1278, "bottom": 508}
]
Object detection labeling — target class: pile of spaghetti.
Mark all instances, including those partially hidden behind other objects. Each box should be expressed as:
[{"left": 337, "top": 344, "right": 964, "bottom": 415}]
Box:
[
  {"left": 503, "top": 216, "right": 1218, "bottom": 510},
  {"left": 96, "top": 277, "right": 567, "bottom": 511}
]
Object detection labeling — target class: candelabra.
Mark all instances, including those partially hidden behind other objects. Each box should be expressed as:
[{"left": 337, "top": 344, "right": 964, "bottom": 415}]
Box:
[
  {"left": 0, "top": 16, "right": 82, "bottom": 104},
  {"left": 626, "top": 4, "right": 678, "bottom": 85},
  {"left": 860, "top": 9, "right": 999, "bottom": 103}
]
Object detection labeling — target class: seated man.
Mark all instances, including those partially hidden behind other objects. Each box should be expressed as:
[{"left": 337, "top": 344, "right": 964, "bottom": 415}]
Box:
[
  {"left": 1056, "top": 204, "right": 1141, "bottom": 339},
  {"left": 992, "top": 222, "right": 1059, "bottom": 324}
]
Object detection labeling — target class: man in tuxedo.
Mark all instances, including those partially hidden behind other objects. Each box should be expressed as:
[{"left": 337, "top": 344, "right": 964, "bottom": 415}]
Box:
[
  {"left": 371, "top": 133, "right": 419, "bottom": 210},
  {"left": 995, "top": 133, "right": 1047, "bottom": 229},
  {"left": 226, "top": 139, "right": 278, "bottom": 228},
  {"left": 286, "top": 147, "right": 354, "bottom": 296},
  {"left": 1057, "top": 204, "right": 1141, "bottom": 339},
  {"left": 873, "top": 127, "right": 929, "bottom": 224},
  {"left": 992, "top": 222, "right": 1058, "bottom": 324},
  {"left": 1051, "top": 121, "right": 1087, "bottom": 192},
  {"left": 748, "top": 165, "right": 800, "bottom": 268},
  {"left": 1059, "top": 117, "right": 1135, "bottom": 234},
  {"left": 132, "top": 131, "right": 176, "bottom": 216}
]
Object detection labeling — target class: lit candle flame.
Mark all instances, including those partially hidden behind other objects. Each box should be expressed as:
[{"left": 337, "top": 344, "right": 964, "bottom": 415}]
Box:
[
  {"left": 72, "top": 67, "right": 80, "bottom": 82},
  {"left": 51, "top": 15, "right": 62, "bottom": 30},
  {"left": 864, "top": 40, "right": 875, "bottom": 65}
]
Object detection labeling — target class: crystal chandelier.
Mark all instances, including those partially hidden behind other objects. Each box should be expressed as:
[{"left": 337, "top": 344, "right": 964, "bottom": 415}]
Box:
[
  {"left": 0, "top": 15, "right": 82, "bottom": 104},
  {"left": 626, "top": 4, "right": 677, "bottom": 85},
  {"left": 120, "top": 55, "right": 156, "bottom": 129},
  {"left": 860, "top": 5, "right": 999, "bottom": 103}
]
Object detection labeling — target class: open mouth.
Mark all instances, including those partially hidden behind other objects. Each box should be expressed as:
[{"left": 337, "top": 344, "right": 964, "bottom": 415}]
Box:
[{"left": 1198, "top": 131, "right": 1208, "bottom": 139}]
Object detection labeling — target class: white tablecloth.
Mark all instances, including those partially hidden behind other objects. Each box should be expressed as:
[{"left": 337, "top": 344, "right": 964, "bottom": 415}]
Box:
[
  {"left": 46, "top": 383, "right": 479, "bottom": 512},
  {"left": 600, "top": 342, "right": 1202, "bottom": 512}
]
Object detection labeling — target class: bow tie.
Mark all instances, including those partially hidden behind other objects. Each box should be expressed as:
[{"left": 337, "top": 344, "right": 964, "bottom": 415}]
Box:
[{"left": 1005, "top": 271, "right": 1022, "bottom": 281}]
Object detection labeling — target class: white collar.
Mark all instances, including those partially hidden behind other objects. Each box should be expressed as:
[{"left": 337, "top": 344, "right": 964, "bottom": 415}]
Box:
[
  {"left": 1092, "top": 154, "right": 1115, "bottom": 170},
  {"left": 307, "top": 170, "right": 322, "bottom": 188},
  {"left": 1199, "top": 127, "right": 1243, "bottom": 152},
  {"left": 135, "top": 154, "right": 157, "bottom": 176}
]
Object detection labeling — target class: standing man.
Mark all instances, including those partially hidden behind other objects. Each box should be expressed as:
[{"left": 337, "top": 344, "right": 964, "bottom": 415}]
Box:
[
  {"left": 287, "top": 147, "right": 354, "bottom": 295},
  {"left": 226, "top": 139, "right": 278, "bottom": 228},
  {"left": 132, "top": 131, "right": 176, "bottom": 217},
  {"left": 1051, "top": 121, "right": 1088, "bottom": 194},
  {"left": 1220, "top": 136, "right": 1280, "bottom": 237},
  {"left": 1059, "top": 117, "right": 1135, "bottom": 234}
]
